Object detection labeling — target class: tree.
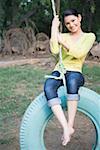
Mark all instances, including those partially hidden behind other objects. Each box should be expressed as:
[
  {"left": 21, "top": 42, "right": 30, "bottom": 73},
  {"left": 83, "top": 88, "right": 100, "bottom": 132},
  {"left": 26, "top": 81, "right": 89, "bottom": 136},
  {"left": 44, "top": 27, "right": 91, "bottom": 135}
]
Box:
[{"left": 0, "top": 0, "right": 99, "bottom": 40}]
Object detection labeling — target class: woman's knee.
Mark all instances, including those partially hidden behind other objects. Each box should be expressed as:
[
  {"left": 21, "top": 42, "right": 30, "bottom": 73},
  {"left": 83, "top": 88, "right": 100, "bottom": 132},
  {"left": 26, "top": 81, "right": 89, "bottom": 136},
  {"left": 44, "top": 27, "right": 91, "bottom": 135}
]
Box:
[
  {"left": 67, "top": 78, "right": 78, "bottom": 94},
  {"left": 44, "top": 80, "right": 55, "bottom": 95},
  {"left": 44, "top": 79, "right": 58, "bottom": 100},
  {"left": 44, "top": 71, "right": 62, "bottom": 99},
  {"left": 66, "top": 79, "right": 79, "bottom": 100},
  {"left": 66, "top": 72, "right": 84, "bottom": 94}
]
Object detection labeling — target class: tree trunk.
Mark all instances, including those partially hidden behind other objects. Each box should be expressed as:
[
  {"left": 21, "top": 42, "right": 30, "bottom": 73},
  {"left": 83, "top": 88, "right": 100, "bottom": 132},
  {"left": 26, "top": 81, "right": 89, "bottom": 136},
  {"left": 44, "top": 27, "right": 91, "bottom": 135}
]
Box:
[{"left": 88, "top": 0, "right": 95, "bottom": 31}]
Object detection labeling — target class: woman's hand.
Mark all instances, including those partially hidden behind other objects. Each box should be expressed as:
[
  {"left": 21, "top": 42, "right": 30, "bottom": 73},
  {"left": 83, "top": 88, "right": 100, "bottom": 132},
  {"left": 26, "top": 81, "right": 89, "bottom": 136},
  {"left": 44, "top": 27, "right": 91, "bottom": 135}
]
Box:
[
  {"left": 52, "top": 15, "right": 60, "bottom": 30},
  {"left": 57, "top": 33, "right": 63, "bottom": 44},
  {"left": 51, "top": 15, "right": 60, "bottom": 40},
  {"left": 57, "top": 33, "right": 70, "bottom": 51}
]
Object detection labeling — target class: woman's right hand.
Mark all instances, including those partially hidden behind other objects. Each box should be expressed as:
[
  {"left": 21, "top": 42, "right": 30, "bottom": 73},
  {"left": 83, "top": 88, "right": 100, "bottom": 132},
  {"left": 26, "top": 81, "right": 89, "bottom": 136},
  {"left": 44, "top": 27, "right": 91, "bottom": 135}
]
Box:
[{"left": 52, "top": 15, "right": 60, "bottom": 29}]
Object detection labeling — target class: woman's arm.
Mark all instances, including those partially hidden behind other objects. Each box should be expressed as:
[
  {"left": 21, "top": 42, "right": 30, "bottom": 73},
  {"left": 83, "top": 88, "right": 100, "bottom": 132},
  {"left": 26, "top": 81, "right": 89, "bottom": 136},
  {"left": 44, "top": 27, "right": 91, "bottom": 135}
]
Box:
[
  {"left": 50, "top": 16, "right": 61, "bottom": 54},
  {"left": 57, "top": 33, "right": 70, "bottom": 51},
  {"left": 57, "top": 33, "right": 96, "bottom": 58},
  {"left": 67, "top": 33, "right": 96, "bottom": 58}
]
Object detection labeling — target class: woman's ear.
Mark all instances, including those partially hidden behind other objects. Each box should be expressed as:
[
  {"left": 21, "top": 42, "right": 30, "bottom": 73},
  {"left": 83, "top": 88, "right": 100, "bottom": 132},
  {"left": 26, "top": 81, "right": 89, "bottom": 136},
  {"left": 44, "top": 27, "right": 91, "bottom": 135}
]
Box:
[{"left": 78, "top": 14, "right": 82, "bottom": 22}]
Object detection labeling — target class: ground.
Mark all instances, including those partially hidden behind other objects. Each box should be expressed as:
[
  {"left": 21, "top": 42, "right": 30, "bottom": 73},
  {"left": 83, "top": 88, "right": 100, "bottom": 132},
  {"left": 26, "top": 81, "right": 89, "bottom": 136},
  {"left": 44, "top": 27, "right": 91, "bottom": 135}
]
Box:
[
  {"left": 0, "top": 55, "right": 99, "bottom": 150},
  {"left": 44, "top": 112, "right": 96, "bottom": 150}
]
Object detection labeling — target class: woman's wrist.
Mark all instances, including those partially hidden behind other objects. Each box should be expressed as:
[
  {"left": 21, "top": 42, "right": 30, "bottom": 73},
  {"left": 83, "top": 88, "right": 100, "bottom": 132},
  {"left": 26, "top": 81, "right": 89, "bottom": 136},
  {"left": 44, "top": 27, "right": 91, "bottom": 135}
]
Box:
[
  {"left": 51, "top": 28, "right": 59, "bottom": 39},
  {"left": 51, "top": 26, "right": 59, "bottom": 32}
]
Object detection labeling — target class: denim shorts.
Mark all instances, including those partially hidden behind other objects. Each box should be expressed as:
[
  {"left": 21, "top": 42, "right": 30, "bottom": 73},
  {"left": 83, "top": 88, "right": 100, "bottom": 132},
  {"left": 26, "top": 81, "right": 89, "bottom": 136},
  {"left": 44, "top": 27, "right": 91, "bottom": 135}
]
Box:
[{"left": 44, "top": 71, "right": 85, "bottom": 102}]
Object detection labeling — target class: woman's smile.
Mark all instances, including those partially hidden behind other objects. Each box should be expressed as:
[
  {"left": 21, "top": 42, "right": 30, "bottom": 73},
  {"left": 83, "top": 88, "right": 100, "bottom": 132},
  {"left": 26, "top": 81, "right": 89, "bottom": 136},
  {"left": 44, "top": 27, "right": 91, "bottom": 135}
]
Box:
[{"left": 64, "top": 15, "right": 81, "bottom": 33}]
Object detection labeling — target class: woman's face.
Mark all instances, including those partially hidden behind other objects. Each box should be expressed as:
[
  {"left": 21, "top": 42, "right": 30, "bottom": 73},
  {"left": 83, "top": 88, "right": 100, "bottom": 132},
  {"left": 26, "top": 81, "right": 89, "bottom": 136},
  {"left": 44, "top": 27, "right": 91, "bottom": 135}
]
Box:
[{"left": 64, "top": 14, "right": 81, "bottom": 33}]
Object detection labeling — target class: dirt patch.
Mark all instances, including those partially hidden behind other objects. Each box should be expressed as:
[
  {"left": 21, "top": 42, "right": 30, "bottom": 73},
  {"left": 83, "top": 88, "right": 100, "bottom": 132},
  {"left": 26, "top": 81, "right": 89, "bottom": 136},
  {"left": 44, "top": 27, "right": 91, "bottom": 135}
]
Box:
[
  {"left": 0, "top": 112, "right": 96, "bottom": 150},
  {"left": 0, "top": 55, "right": 99, "bottom": 69},
  {"left": 44, "top": 112, "right": 96, "bottom": 150},
  {"left": 0, "top": 115, "right": 21, "bottom": 150},
  {"left": 0, "top": 55, "right": 56, "bottom": 70}
]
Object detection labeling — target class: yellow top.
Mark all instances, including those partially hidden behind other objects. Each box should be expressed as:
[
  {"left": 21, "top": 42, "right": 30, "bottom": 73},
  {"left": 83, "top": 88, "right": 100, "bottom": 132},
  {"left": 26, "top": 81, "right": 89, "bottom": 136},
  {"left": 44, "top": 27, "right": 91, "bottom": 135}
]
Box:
[{"left": 50, "top": 32, "right": 96, "bottom": 72}]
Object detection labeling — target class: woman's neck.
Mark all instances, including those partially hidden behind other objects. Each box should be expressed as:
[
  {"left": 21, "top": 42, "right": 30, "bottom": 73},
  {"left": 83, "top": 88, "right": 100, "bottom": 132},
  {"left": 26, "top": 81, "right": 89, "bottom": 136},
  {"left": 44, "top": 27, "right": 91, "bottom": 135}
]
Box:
[
  {"left": 70, "top": 28, "right": 83, "bottom": 37},
  {"left": 69, "top": 28, "right": 84, "bottom": 42}
]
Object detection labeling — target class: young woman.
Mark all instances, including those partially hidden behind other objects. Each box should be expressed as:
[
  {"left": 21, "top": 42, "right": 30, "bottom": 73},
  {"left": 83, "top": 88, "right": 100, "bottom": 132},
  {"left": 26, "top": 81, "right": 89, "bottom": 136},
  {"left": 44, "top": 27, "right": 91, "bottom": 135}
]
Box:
[{"left": 44, "top": 8, "right": 96, "bottom": 146}]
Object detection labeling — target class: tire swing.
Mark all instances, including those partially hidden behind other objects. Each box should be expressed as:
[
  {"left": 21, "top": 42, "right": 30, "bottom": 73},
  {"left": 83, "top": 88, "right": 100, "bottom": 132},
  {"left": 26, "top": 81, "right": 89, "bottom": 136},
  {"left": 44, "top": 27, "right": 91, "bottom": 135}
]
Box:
[
  {"left": 20, "top": 0, "right": 100, "bottom": 149},
  {"left": 20, "top": 86, "right": 100, "bottom": 150}
]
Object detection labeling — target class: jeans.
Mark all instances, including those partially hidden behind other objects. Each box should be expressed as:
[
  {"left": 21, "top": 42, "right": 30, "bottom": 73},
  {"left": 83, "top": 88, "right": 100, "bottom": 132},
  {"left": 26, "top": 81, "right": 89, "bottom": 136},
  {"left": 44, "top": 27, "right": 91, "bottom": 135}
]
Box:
[{"left": 44, "top": 71, "right": 84, "bottom": 102}]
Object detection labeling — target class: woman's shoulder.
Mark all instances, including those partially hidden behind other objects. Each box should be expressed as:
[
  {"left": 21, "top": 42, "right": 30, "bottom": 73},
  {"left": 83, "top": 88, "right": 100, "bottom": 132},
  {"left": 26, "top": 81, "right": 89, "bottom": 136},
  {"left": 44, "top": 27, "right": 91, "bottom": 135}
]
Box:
[
  {"left": 61, "top": 33, "right": 69, "bottom": 35},
  {"left": 60, "top": 33, "right": 69, "bottom": 38},
  {"left": 84, "top": 32, "right": 96, "bottom": 39}
]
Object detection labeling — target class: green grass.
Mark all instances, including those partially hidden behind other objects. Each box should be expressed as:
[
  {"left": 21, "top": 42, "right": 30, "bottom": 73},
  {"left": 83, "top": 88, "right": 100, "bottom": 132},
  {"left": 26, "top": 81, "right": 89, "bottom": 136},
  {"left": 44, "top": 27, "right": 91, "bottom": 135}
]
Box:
[
  {"left": 0, "top": 65, "right": 49, "bottom": 144},
  {"left": 83, "top": 65, "right": 100, "bottom": 93},
  {"left": 0, "top": 64, "right": 99, "bottom": 144},
  {"left": 0, "top": 65, "right": 48, "bottom": 117}
]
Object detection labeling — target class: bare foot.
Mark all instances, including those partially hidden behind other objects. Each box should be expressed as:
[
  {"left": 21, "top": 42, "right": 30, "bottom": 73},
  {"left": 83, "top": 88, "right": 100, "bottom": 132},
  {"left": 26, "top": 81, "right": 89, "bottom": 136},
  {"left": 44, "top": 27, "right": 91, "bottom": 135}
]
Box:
[
  {"left": 68, "top": 126, "right": 75, "bottom": 136},
  {"left": 61, "top": 129, "right": 70, "bottom": 146},
  {"left": 61, "top": 126, "right": 74, "bottom": 146}
]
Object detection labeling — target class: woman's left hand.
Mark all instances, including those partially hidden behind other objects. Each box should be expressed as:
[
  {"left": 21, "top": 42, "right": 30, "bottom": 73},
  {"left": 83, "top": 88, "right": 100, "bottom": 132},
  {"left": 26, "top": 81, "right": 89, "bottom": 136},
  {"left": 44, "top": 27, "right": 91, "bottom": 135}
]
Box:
[
  {"left": 57, "top": 33, "right": 70, "bottom": 51},
  {"left": 57, "top": 33, "right": 63, "bottom": 44}
]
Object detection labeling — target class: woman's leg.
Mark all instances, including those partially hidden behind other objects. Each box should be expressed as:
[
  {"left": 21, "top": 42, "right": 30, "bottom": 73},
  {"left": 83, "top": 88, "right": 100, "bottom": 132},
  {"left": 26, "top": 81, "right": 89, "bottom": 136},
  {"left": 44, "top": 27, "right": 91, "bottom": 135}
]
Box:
[
  {"left": 65, "top": 72, "right": 84, "bottom": 135},
  {"left": 51, "top": 104, "right": 70, "bottom": 145},
  {"left": 44, "top": 71, "right": 70, "bottom": 145},
  {"left": 67, "top": 100, "right": 77, "bottom": 134}
]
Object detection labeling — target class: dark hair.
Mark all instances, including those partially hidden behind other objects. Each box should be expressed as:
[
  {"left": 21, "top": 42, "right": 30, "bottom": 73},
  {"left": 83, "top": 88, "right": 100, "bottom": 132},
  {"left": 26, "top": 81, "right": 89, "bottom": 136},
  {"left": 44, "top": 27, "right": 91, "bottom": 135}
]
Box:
[{"left": 63, "top": 8, "right": 79, "bottom": 18}]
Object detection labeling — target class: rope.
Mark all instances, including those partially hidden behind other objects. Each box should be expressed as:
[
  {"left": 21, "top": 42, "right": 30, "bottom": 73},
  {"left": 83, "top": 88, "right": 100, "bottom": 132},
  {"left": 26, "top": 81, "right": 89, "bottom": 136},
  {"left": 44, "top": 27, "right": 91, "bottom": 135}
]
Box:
[
  {"left": 51, "top": 0, "right": 56, "bottom": 17},
  {"left": 45, "top": 0, "right": 67, "bottom": 96}
]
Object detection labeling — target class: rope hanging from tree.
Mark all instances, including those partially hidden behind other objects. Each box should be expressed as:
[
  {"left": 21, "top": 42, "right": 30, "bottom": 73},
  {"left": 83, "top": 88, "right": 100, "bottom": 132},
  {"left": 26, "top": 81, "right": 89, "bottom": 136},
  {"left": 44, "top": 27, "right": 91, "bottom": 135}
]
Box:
[
  {"left": 45, "top": 0, "right": 67, "bottom": 95},
  {"left": 51, "top": 0, "right": 56, "bottom": 17}
]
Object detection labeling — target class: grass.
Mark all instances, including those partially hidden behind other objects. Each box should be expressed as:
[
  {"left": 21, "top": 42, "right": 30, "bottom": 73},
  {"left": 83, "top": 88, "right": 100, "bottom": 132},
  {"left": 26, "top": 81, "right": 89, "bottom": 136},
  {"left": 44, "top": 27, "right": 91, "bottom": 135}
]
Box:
[
  {"left": 83, "top": 64, "right": 100, "bottom": 93},
  {"left": 0, "top": 65, "right": 48, "bottom": 117},
  {"left": 0, "top": 64, "right": 100, "bottom": 145},
  {"left": 0, "top": 65, "right": 49, "bottom": 144}
]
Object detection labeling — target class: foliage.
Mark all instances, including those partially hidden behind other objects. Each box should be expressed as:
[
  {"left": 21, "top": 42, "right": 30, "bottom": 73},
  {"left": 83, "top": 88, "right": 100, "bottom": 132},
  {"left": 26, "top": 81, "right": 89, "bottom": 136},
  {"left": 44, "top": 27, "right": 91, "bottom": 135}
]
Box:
[{"left": 0, "top": 0, "right": 100, "bottom": 40}]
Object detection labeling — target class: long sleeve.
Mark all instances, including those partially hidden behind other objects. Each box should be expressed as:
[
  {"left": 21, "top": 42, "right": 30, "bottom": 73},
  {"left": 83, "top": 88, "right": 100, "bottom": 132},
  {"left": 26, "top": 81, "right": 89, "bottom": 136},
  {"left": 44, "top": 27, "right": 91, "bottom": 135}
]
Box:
[
  {"left": 50, "top": 30, "right": 60, "bottom": 54},
  {"left": 50, "top": 32, "right": 96, "bottom": 72},
  {"left": 67, "top": 33, "right": 96, "bottom": 58},
  {"left": 50, "top": 33, "right": 67, "bottom": 54},
  {"left": 50, "top": 39, "right": 60, "bottom": 54}
]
